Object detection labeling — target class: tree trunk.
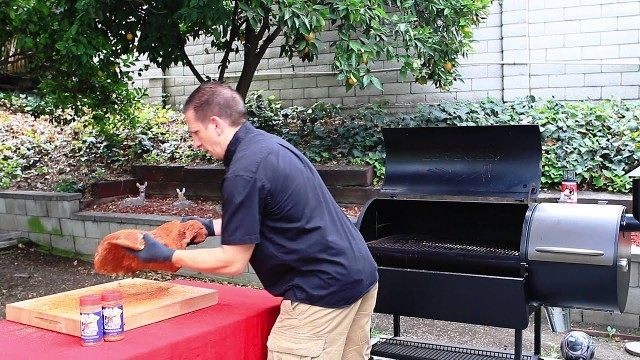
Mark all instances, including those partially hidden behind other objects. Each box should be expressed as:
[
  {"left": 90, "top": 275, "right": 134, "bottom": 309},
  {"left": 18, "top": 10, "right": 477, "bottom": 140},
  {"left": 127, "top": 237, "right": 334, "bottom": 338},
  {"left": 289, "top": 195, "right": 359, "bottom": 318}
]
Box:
[
  {"left": 235, "top": 56, "right": 259, "bottom": 99},
  {"left": 235, "top": 27, "right": 264, "bottom": 100}
]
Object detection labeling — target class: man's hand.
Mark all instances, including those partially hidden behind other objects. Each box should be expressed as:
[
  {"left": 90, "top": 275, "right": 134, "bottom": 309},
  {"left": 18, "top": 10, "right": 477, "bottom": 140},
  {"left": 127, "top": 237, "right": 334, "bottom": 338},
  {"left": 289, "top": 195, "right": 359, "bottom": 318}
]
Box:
[
  {"left": 125, "top": 233, "right": 175, "bottom": 263},
  {"left": 181, "top": 216, "right": 215, "bottom": 237}
]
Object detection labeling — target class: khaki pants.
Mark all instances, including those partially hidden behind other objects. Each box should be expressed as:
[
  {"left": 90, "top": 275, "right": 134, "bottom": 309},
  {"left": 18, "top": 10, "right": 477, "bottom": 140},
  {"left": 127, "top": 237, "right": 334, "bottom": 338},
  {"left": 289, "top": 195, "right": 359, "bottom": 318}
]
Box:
[{"left": 267, "top": 283, "right": 378, "bottom": 360}]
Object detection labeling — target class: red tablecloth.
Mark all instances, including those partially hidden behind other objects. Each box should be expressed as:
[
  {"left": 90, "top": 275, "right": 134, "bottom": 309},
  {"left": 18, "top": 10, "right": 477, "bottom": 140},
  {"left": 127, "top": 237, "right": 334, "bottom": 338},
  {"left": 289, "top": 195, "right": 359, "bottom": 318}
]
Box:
[{"left": 0, "top": 280, "right": 281, "bottom": 360}]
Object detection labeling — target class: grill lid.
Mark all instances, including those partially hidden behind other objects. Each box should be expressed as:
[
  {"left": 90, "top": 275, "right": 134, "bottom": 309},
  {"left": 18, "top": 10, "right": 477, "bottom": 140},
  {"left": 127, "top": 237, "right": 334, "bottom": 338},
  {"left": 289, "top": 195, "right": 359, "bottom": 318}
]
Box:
[{"left": 381, "top": 125, "right": 542, "bottom": 199}]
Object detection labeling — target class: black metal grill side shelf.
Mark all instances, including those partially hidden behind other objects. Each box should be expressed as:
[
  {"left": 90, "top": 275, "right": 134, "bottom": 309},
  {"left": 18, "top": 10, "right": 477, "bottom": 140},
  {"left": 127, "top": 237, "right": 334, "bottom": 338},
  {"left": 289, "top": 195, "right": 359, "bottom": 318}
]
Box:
[
  {"left": 371, "top": 338, "right": 537, "bottom": 360},
  {"left": 371, "top": 308, "right": 543, "bottom": 360}
]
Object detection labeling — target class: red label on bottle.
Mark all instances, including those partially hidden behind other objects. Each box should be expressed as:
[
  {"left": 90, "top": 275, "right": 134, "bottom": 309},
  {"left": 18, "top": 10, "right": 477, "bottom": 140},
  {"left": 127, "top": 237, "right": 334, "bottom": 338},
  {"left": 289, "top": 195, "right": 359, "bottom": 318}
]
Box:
[{"left": 560, "top": 181, "right": 578, "bottom": 204}]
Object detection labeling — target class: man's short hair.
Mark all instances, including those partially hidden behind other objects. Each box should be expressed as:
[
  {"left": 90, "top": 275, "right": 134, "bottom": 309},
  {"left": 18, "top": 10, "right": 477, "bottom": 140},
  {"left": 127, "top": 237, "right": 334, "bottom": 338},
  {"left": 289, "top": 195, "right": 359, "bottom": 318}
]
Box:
[{"left": 183, "top": 81, "right": 248, "bottom": 127}]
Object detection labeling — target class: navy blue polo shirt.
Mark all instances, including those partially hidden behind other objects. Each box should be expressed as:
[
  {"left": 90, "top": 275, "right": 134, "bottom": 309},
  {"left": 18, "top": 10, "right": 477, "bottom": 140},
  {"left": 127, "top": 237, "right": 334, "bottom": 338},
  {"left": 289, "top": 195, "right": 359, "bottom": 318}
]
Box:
[{"left": 220, "top": 122, "right": 378, "bottom": 308}]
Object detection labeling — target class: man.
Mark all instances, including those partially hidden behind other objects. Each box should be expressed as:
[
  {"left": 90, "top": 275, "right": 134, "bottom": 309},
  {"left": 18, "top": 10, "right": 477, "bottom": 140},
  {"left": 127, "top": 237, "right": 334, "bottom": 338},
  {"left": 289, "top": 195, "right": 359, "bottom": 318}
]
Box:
[{"left": 126, "top": 81, "right": 379, "bottom": 359}]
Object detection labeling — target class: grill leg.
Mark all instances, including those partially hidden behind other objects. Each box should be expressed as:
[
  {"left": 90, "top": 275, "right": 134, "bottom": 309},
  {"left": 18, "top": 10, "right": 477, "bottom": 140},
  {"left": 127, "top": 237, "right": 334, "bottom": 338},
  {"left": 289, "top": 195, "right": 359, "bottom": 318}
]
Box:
[
  {"left": 514, "top": 329, "right": 523, "bottom": 360},
  {"left": 534, "top": 307, "right": 542, "bottom": 357},
  {"left": 393, "top": 314, "right": 401, "bottom": 337}
]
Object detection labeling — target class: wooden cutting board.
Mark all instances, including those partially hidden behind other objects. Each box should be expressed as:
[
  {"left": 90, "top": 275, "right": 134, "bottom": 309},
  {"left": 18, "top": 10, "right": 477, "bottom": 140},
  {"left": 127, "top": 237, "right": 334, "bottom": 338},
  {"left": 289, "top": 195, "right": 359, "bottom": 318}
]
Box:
[{"left": 5, "top": 278, "right": 218, "bottom": 337}]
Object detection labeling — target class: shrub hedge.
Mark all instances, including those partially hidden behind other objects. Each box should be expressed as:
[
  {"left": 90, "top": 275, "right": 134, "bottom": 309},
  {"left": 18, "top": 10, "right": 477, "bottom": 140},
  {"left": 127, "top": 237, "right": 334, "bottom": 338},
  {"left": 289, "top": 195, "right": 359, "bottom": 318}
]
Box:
[
  {"left": 249, "top": 93, "right": 640, "bottom": 192},
  {"left": 1, "top": 91, "right": 639, "bottom": 193}
]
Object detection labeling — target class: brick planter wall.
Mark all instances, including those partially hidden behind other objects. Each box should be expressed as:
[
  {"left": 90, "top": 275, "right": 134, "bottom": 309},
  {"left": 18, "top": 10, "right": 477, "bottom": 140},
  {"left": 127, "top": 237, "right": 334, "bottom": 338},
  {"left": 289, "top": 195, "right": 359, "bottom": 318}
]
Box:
[{"left": 0, "top": 190, "right": 258, "bottom": 285}]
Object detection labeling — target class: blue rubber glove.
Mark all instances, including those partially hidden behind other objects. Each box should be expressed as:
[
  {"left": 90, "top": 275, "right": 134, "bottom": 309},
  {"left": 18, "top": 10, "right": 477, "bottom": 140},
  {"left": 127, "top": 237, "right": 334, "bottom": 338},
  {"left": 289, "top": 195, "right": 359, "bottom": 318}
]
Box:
[
  {"left": 181, "top": 216, "right": 215, "bottom": 237},
  {"left": 125, "top": 233, "right": 175, "bottom": 263}
]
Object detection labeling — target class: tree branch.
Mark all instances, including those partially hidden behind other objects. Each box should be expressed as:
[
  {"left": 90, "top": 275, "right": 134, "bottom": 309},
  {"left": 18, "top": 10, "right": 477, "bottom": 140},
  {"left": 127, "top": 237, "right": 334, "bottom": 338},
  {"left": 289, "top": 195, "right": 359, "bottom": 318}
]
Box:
[
  {"left": 180, "top": 46, "right": 205, "bottom": 83},
  {"left": 257, "top": 26, "right": 282, "bottom": 59},
  {"left": 255, "top": 8, "right": 271, "bottom": 41},
  {"left": 219, "top": 0, "right": 242, "bottom": 82},
  {"left": 177, "top": 33, "right": 205, "bottom": 83}
]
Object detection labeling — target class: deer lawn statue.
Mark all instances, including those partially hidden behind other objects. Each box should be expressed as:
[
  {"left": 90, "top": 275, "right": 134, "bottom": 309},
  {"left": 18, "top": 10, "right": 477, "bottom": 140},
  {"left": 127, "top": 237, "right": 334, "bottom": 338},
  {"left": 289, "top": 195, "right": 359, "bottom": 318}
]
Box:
[
  {"left": 121, "top": 182, "right": 147, "bottom": 206},
  {"left": 173, "top": 188, "right": 193, "bottom": 208}
]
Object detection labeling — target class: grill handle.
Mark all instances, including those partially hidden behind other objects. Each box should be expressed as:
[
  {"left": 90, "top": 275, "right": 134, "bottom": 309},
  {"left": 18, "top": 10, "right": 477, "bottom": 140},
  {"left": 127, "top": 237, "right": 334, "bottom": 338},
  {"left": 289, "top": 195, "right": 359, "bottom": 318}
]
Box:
[
  {"left": 621, "top": 214, "right": 640, "bottom": 231},
  {"left": 535, "top": 247, "right": 604, "bottom": 256}
]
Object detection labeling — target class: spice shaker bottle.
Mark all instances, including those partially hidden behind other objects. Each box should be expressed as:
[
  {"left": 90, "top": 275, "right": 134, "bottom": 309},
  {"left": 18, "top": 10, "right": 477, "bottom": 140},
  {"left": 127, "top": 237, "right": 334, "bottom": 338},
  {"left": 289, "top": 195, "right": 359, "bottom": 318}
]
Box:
[
  {"left": 101, "top": 290, "right": 125, "bottom": 341},
  {"left": 79, "top": 294, "right": 103, "bottom": 346},
  {"left": 560, "top": 169, "right": 578, "bottom": 204}
]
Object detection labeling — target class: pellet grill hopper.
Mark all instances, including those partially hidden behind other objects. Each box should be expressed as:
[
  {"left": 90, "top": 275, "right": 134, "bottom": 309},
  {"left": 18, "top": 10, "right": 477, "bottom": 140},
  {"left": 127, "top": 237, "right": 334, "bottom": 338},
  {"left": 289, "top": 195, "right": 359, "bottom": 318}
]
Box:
[{"left": 356, "top": 125, "right": 633, "bottom": 360}]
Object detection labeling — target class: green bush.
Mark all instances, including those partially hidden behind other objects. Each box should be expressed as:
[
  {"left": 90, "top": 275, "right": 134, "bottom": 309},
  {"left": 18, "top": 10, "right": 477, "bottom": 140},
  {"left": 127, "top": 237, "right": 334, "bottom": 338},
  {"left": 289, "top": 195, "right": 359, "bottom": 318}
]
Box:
[
  {"left": 0, "top": 91, "right": 213, "bottom": 191},
  {"left": 247, "top": 94, "right": 640, "bottom": 193},
  {"left": 2, "top": 91, "right": 640, "bottom": 194},
  {"left": 53, "top": 178, "right": 86, "bottom": 193}
]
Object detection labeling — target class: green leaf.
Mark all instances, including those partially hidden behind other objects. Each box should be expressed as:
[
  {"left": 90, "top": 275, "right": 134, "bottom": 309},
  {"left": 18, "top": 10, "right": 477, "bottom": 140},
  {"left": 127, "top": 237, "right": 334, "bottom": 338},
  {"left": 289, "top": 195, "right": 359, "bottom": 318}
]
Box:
[
  {"left": 371, "top": 76, "right": 383, "bottom": 90},
  {"left": 296, "top": 39, "right": 307, "bottom": 51}
]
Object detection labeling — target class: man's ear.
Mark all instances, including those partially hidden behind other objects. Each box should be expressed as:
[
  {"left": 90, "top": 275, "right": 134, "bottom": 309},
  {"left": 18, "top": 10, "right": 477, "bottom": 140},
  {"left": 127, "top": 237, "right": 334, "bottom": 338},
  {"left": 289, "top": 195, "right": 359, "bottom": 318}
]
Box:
[{"left": 209, "top": 116, "right": 224, "bottom": 135}]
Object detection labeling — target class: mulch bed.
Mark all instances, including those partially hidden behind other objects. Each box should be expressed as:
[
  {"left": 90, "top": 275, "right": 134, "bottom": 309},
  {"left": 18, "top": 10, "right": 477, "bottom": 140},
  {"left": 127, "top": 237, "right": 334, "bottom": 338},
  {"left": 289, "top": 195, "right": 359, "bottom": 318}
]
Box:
[{"left": 83, "top": 195, "right": 363, "bottom": 219}]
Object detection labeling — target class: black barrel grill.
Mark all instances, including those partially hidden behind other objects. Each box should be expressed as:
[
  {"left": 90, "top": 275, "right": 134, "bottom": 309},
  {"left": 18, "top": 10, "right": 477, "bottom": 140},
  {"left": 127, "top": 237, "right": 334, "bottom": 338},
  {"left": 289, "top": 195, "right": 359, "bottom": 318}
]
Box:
[{"left": 357, "top": 125, "right": 634, "bottom": 360}]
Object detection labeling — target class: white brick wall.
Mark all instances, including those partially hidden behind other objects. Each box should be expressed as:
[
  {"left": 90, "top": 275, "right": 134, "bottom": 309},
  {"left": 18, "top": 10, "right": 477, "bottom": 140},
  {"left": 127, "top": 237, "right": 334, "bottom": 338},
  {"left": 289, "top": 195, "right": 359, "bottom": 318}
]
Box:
[{"left": 134, "top": 0, "right": 640, "bottom": 106}]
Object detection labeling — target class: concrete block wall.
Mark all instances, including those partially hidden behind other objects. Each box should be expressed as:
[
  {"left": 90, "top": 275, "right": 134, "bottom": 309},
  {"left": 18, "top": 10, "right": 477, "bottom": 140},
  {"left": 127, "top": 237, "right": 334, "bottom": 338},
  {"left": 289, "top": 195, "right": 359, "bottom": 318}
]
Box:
[
  {"left": 133, "top": 0, "right": 640, "bottom": 108},
  {"left": 0, "top": 191, "right": 81, "bottom": 253},
  {"left": 0, "top": 191, "right": 260, "bottom": 285},
  {"left": 503, "top": 0, "right": 640, "bottom": 101}
]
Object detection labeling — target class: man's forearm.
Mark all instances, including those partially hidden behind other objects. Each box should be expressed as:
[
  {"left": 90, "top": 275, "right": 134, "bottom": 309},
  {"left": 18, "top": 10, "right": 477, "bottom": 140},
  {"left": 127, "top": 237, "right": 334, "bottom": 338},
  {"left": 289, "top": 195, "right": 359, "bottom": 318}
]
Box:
[{"left": 172, "top": 243, "right": 253, "bottom": 276}]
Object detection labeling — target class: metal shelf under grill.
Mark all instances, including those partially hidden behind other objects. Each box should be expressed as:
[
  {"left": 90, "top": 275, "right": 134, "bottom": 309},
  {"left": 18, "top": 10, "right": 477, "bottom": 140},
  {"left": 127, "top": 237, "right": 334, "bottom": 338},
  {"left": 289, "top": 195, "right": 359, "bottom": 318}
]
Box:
[
  {"left": 372, "top": 338, "right": 537, "bottom": 360},
  {"left": 367, "top": 234, "right": 519, "bottom": 257}
]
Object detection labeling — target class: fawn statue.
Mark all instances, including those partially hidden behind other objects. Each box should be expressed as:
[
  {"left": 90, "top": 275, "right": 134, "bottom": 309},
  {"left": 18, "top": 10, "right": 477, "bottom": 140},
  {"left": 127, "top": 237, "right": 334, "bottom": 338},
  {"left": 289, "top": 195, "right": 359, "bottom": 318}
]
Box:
[
  {"left": 173, "top": 188, "right": 193, "bottom": 208},
  {"left": 121, "top": 182, "right": 147, "bottom": 206}
]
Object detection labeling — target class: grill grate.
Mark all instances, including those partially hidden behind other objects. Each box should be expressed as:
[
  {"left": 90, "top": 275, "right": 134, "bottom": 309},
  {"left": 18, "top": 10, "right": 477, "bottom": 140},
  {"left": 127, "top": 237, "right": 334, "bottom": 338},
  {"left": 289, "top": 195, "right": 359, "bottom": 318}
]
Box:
[
  {"left": 367, "top": 234, "right": 519, "bottom": 257},
  {"left": 372, "top": 338, "right": 535, "bottom": 360}
]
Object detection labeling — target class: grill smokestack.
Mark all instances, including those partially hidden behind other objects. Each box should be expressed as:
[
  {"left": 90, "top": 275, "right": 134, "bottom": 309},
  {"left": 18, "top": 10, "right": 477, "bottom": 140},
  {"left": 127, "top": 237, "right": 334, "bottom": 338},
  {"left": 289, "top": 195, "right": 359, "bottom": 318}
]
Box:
[
  {"left": 631, "top": 178, "right": 640, "bottom": 221},
  {"left": 634, "top": 178, "right": 640, "bottom": 222},
  {"left": 622, "top": 167, "right": 640, "bottom": 231}
]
